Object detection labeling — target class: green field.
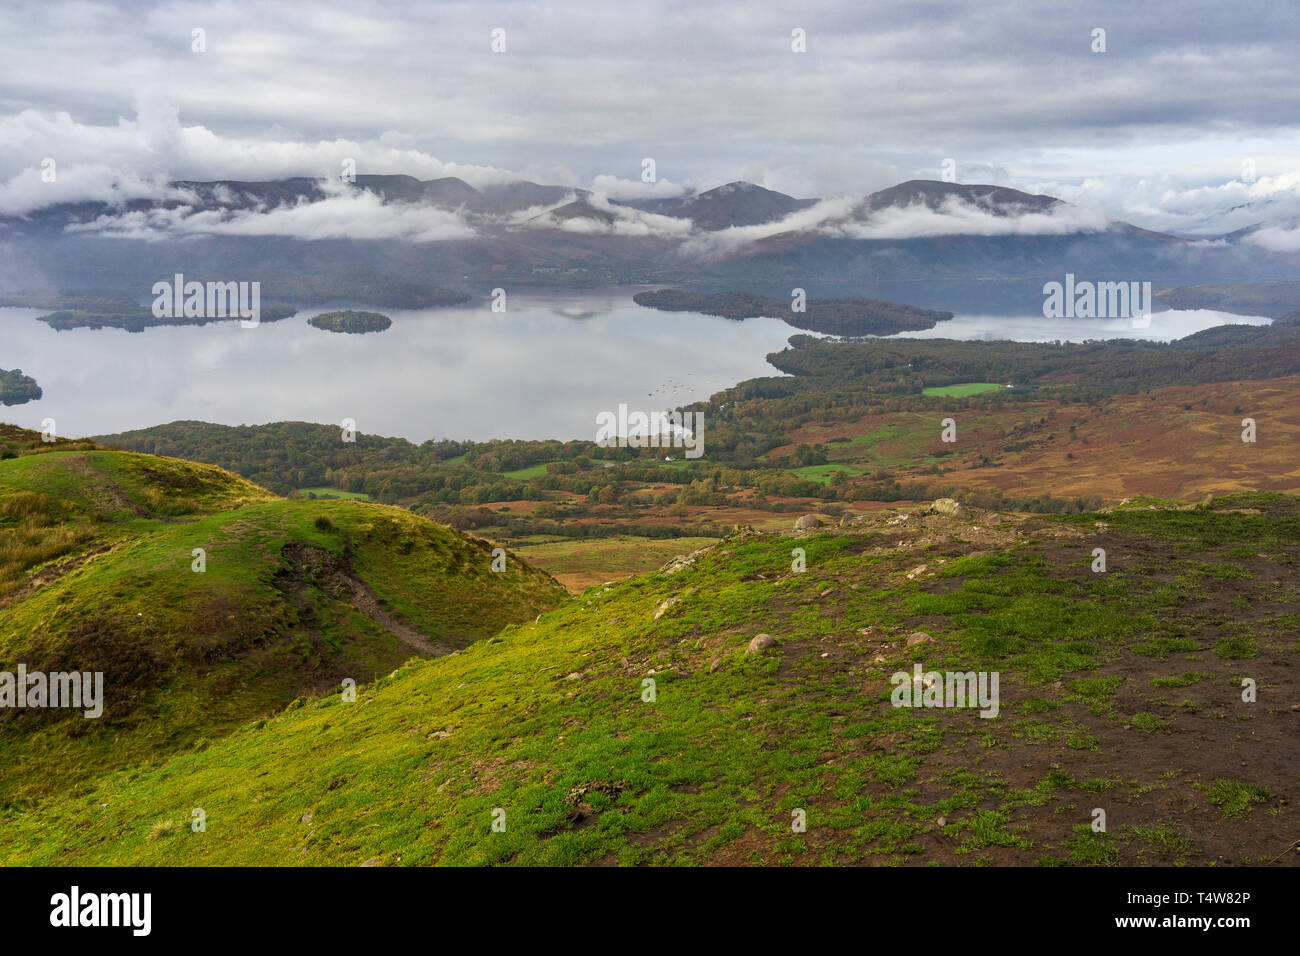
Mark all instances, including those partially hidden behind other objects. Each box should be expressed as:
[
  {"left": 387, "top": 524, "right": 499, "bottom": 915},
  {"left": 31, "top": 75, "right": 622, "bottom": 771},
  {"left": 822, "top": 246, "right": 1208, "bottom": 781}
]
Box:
[
  {"left": 791, "top": 464, "right": 865, "bottom": 483},
  {"left": 297, "top": 487, "right": 372, "bottom": 500},
  {"left": 922, "top": 382, "right": 1004, "bottom": 397},
  {"left": 502, "top": 463, "right": 551, "bottom": 480},
  {"left": 514, "top": 534, "right": 720, "bottom": 587}
]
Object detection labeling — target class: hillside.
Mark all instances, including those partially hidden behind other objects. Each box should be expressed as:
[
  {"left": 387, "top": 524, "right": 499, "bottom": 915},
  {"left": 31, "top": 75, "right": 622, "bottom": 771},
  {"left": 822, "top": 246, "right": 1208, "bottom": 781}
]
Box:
[
  {"left": 0, "top": 428, "right": 566, "bottom": 802},
  {"left": 0, "top": 493, "right": 1293, "bottom": 865}
]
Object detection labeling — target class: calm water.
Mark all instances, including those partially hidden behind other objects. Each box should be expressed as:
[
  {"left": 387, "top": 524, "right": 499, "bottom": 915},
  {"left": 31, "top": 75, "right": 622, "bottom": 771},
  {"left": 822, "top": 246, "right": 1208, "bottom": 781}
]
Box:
[
  {"left": 887, "top": 309, "right": 1272, "bottom": 342},
  {"left": 0, "top": 291, "right": 1270, "bottom": 442}
]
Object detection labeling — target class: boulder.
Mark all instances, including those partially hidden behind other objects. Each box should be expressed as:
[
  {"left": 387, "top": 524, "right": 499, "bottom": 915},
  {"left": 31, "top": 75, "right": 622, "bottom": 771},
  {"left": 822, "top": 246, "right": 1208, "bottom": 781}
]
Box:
[
  {"left": 794, "top": 514, "right": 821, "bottom": 531},
  {"left": 746, "top": 633, "right": 777, "bottom": 655},
  {"left": 929, "top": 497, "right": 966, "bottom": 517}
]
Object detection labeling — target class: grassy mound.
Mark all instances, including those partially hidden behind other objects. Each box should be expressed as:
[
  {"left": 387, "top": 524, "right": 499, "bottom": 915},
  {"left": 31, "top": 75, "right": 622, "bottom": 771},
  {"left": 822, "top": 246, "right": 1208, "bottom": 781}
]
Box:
[{"left": 0, "top": 437, "right": 566, "bottom": 802}]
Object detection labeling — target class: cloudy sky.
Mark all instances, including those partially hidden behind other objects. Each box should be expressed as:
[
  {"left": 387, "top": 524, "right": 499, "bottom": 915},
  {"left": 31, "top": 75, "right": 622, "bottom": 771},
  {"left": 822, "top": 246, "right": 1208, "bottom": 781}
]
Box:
[{"left": 1, "top": 0, "right": 1298, "bottom": 234}]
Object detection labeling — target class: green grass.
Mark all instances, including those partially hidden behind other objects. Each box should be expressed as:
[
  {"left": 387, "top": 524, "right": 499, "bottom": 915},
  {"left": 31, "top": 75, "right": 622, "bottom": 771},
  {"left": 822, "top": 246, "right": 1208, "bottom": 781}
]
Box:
[
  {"left": 921, "top": 382, "right": 1004, "bottom": 398},
  {"left": 790, "top": 463, "right": 867, "bottom": 483},
  {"left": 297, "top": 487, "right": 372, "bottom": 500},
  {"left": 1202, "top": 779, "right": 1269, "bottom": 819},
  {"left": 501, "top": 463, "right": 551, "bottom": 480},
  {"left": 0, "top": 443, "right": 566, "bottom": 803},
  {"left": 1, "top": 441, "right": 1295, "bottom": 867}
]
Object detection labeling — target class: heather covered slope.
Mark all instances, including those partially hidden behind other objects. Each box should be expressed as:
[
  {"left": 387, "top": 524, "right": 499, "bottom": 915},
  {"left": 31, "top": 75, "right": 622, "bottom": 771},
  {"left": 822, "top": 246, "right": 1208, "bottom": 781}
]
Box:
[
  {"left": 2, "top": 494, "right": 1294, "bottom": 865},
  {"left": 0, "top": 429, "right": 567, "bottom": 802}
]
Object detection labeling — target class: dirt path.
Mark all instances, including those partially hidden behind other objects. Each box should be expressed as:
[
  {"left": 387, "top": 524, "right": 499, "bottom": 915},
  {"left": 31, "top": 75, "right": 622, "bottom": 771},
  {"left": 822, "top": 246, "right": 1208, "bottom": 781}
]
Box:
[
  {"left": 274, "top": 542, "right": 454, "bottom": 657},
  {"left": 340, "top": 572, "right": 454, "bottom": 657}
]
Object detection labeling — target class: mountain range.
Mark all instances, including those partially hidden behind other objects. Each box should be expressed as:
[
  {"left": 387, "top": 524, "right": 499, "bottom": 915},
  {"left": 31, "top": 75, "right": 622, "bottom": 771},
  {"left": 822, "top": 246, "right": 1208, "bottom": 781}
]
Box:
[{"left": 3, "top": 176, "right": 1298, "bottom": 303}]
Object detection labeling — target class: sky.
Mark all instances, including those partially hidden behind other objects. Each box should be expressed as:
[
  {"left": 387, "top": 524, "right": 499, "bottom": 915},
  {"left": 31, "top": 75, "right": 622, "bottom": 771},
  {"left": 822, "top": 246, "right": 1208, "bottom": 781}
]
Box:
[{"left": 1, "top": 0, "right": 1298, "bottom": 235}]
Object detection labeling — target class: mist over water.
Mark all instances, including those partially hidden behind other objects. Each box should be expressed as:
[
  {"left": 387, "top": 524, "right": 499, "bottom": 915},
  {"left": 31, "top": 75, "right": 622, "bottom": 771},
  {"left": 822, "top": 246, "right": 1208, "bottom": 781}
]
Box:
[{"left": 1, "top": 291, "right": 1270, "bottom": 442}]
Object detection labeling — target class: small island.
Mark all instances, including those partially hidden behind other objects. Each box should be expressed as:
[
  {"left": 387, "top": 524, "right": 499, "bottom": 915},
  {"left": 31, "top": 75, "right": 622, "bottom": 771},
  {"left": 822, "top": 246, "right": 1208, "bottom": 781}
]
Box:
[
  {"left": 632, "top": 289, "right": 953, "bottom": 336},
  {"left": 307, "top": 310, "right": 393, "bottom": 334},
  {"left": 31, "top": 294, "right": 298, "bottom": 332},
  {"left": 0, "top": 368, "right": 42, "bottom": 406}
]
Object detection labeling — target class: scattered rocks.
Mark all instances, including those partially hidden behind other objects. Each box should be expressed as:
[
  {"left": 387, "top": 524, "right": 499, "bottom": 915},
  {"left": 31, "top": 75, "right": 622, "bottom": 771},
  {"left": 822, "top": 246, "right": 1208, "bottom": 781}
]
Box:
[{"left": 746, "top": 633, "right": 777, "bottom": 655}]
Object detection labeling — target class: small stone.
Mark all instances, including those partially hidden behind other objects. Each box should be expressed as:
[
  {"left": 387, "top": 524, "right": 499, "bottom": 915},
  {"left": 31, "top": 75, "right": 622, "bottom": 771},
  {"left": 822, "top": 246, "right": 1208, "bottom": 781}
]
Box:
[
  {"left": 301, "top": 811, "right": 312, "bottom": 824},
  {"left": 937, "top": 816, "right": 946, "bottom": 827},
  {"left": 709, "top": 658, "right": 723, "bottom": 673},
  {"left": 361, "top": 858, "right": 381, "bottom": 867},
  {"left": 746, "top": 633, "right": 777, "bottom": 655},
  {"left": 566, "top": 671, "right": 581, "bottom": 679},
  {"left": 905, "top": 631, "right": 933, "bottom": 647}
]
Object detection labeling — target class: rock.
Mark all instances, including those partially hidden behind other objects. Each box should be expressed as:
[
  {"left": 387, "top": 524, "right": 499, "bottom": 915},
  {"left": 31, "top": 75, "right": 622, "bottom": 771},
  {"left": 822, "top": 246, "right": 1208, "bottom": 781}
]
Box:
[
  {"left": 709, "top": 658, "right": 723, "bottom": 674},
  {"left": 794, "top": 514, "right": 821, "bottom": 531},
  {"left": 929, "top": 497, "right": 965, "bottom": 517},
  {"left": 653, "top": 596, "right": 682, "bottom": 619},
  {"left": 301, "top": 811, "right": 312, "bottom": 824},
  {"left": 905, "top": 631, "right": 933, "bottom": 647},
  {"left": 746, "top": 633, "right": 777, "bottom": 655},
  {"left": 937, "top": 816, "right": 946, "bottom": 828},
  {"left": 361, "top": 858, "right": 381, "bottom": 867}
]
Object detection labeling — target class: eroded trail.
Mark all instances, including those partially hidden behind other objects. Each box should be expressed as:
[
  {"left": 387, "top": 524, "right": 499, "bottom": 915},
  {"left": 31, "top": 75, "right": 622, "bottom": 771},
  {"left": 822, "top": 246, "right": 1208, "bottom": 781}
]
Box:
[{"left": 275, "top": 542, "right": 454, "bottom": 657}]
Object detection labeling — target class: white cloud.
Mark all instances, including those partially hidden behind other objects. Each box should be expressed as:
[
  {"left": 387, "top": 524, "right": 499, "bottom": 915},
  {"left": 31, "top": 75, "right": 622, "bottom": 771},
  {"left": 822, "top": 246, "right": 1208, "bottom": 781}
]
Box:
[
  {"left": 65, "top": 185, "right": 478, "bottom": 242},
  {"left": 0, "top": 102, "right": 544, "bottom": 212},
  {"left": 1244, "top": 224, "right": 1300, "bottom": 252},
  {"left": 836, "top": 196, "right": 1112, "bottom": 240}
]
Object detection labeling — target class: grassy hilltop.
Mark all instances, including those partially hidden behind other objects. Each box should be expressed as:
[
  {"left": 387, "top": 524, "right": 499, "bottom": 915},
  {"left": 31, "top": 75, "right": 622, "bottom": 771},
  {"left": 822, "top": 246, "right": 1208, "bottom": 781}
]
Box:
[
  {"left": 1, "top": 430, "right": 1294, "bottom": 865},
  {"left": 0, "top": 426, "right": 566, "bottom": 804}
]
